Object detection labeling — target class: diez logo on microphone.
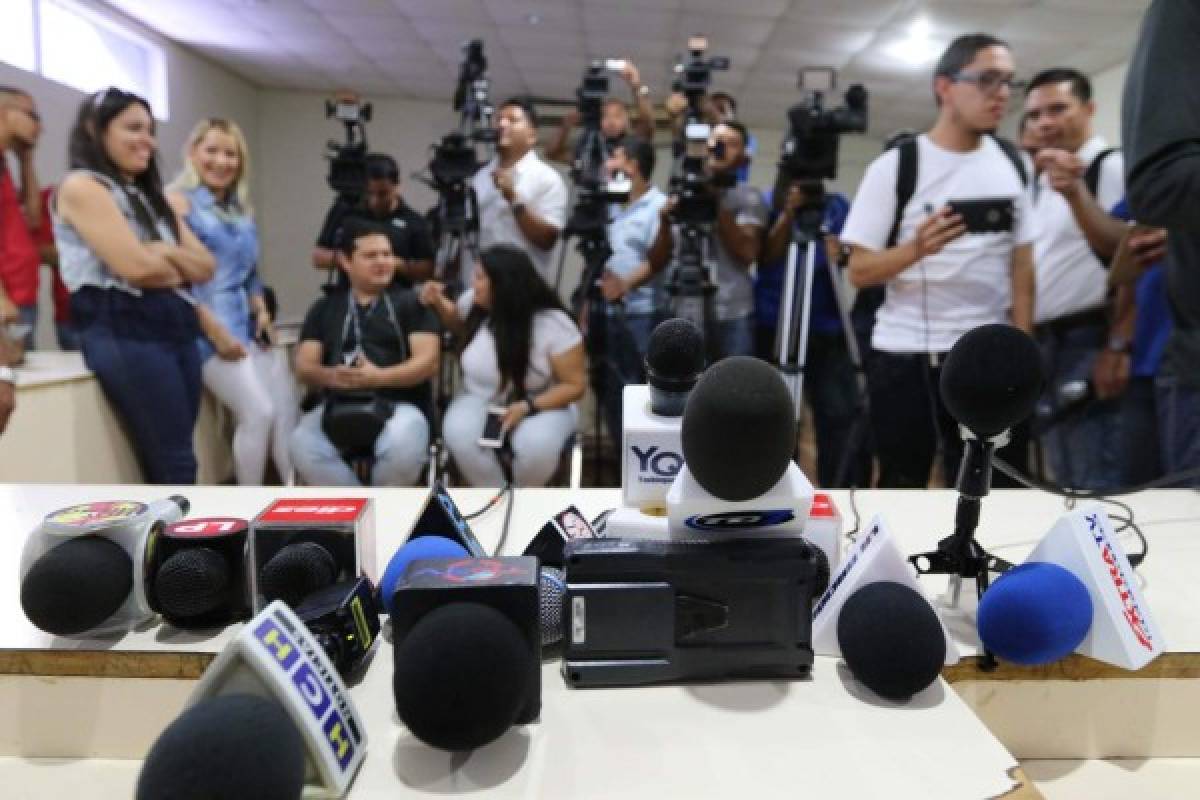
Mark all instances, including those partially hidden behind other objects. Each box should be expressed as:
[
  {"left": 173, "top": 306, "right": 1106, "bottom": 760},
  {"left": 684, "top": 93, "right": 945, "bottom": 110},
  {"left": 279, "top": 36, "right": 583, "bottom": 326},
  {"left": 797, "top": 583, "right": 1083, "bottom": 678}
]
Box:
[
  {"left": 1086, "top": 512, "right": 1154, "bottom": 651},
  {"left": 259, "top": 498, "right": 368, "bottom": 523},
  {"left": 684, "top": 510, "right": 795, "bottom": 531},
  {"left": 631, "top": 445, "right": 682, "bottom": 484}
]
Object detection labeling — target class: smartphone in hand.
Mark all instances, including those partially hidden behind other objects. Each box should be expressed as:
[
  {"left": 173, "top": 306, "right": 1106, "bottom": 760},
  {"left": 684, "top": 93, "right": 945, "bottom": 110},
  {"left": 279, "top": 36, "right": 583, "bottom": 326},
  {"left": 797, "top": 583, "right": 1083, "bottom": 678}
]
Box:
[
  {"left": 945, "top": 197, "right": 1015, "bottom": 234},
  {"left": 478, "top": 405, "right": 507, "bottom": 449}
]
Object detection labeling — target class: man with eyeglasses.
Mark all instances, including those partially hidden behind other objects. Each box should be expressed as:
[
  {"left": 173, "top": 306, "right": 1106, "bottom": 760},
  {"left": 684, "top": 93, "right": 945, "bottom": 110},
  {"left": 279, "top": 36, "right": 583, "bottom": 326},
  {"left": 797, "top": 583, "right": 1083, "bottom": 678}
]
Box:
[
  {"left": 1024, "top": 68, "right": 1129, "bottom": 490},
  {"left": 0, "top": 86, "right": 42, "bottom": 348},
  {"left": 840, "top": 34, "right": 1036, "bottom": 489}
]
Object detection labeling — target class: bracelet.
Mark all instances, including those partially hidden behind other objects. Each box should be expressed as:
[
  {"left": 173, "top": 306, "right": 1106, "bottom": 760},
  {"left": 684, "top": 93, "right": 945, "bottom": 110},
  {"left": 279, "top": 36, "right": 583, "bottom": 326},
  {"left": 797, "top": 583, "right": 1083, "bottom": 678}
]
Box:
[{"left": 524, "top": 395, "right": 540, "bottom": 415}]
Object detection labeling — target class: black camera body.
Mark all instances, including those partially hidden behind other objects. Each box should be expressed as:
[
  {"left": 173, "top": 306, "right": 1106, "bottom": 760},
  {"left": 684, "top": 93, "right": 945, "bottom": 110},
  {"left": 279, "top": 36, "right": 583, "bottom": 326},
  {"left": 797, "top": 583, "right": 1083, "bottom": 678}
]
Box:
[
  {"left": 567, "top": 61, "right": 632, "bottom": 240},
  {"left": 324, "top": 97, "right": 373, "bottom": 202},
  {"left": 780, "top": 80, "right": 868, "bottom": 183},
  {"left": 668, "top": 39, "right": 730, "bottom": 228}
]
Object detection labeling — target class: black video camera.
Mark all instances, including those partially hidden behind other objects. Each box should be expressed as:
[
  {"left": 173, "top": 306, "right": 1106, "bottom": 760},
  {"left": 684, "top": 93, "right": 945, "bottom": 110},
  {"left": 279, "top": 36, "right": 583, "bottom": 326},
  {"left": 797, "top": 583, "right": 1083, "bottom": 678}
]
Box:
[
  {"left": 779, "top": 68, "right": 868, "bottom": 184},
  {"left": 669, "top": 37, "right": 731, "bottom": 227},
  {"left": 567, "top": 61, "right": 633, "bottom": 239},
  {"left": 324, "top": 93, "right": 373, "bottom": 202}
]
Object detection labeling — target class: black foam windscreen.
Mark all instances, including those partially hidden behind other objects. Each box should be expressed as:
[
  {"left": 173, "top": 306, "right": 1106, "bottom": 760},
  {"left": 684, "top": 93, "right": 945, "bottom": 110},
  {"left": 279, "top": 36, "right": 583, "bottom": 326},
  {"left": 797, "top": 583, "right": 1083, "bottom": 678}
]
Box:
[
  {"left": 940, "top": 324, "right": 1044, "bottom": 437},
  {"left": 538, "top": 567, "right": 565, "bottom": 648},
  {"left": 20, "top": 536, "right": 133, "bottom": 636},
  {"left": 680, "top": 356, "right": 797, "bottom": 502},
  {"left": 135, "top": 693, "right": 305, "bottom": 800},
  {"left": 645, "top": 318, "right": 706, "bottom": 392},
  {"left": 393, "top": 602, "right": 534, "bottom": 751},
  {"left": 153, "top": 548, "right": 230, "bottom": 621},
  {"left": 259, "top": 542, "right": 337, "bottom": 608},
  {"left": 836, "top": 581, "right": 946, "bottom": 701}
]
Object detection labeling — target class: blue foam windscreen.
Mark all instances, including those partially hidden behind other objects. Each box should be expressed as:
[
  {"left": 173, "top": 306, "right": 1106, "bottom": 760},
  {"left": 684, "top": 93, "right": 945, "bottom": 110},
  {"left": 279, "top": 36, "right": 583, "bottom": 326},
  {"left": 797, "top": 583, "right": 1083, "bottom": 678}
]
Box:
[
  {"left": 977, "top": 562, "right": 1093, "bottom": 666},
  {"left": 379, "top": 535, "right": 469, "bottom": 616}
]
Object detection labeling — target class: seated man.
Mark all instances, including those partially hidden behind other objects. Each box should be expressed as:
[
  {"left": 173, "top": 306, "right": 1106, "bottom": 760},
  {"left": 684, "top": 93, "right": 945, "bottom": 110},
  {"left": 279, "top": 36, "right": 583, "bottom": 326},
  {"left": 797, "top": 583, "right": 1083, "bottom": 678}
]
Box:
[{"left": 290, "top": 221, "right": 440, "bottom": 486}]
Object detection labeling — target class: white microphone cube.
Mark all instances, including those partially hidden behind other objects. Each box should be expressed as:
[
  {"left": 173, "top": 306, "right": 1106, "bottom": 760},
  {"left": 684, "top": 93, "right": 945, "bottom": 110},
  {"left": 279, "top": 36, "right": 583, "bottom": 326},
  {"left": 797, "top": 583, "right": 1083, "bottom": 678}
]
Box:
[
  {"left": 621, "top": 384, "right": 684, "bottom": 512},
  {"left": 665, "top": 462, "right": 815, "bottom": 538}
]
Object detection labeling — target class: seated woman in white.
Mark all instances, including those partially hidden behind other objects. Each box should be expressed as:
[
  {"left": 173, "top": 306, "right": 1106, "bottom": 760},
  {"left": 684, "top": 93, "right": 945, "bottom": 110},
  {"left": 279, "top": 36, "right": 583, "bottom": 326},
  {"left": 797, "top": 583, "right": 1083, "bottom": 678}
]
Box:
[{"left": 422, "top": 244, "right": 585, "bottom": 486}]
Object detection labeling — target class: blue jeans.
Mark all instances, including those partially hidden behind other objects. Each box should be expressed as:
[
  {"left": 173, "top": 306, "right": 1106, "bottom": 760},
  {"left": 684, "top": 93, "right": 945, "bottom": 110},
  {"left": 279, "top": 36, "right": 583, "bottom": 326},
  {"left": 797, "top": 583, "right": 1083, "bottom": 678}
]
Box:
[
  {"left": 15, "top": 305, "right": 36, "bottom": 350},
  {"left": 1122, "top": 376, "right": 1163, "bottom": 485},
  {"left": 600, "top": 310, "right": 657, "bottom": 447},
  {"left": 716, "top": 315, "right": 754, "bottom": 359},
  {"left": 72, "top": 288, "right": 202, "bottom": 485},
  {"left": 1037, "top": 322, "right": 1125, "bottom": 490},
  {"left": 1156, "top": 372, "right": 1200, "bottom": 486}
]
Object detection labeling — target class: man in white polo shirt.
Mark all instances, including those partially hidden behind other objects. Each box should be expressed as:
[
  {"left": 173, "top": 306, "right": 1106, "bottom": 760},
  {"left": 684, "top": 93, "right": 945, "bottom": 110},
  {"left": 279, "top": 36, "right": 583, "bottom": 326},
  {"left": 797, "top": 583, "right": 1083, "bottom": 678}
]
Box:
[
  {"left": 842, "top": 34, "right": 1036, "bottom": 489},
  {"left": 1025, "top": 68, "right": 1128, "bottom": 490},
  {"left": 473, "top": 98, "right": 568, "bottom": 285}
]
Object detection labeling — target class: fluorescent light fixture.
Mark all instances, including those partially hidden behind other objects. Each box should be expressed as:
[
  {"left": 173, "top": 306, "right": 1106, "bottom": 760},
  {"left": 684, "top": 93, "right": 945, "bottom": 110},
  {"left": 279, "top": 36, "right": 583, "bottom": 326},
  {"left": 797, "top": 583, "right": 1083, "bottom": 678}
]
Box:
[{"left": 885, "top": 16, "right": 939, "bottom": 67}]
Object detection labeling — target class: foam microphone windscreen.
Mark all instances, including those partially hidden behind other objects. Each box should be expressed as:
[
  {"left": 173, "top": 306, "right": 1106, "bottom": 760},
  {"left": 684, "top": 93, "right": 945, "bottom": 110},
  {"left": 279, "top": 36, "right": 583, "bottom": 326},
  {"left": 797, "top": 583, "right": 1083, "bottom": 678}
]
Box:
[
  {"left": 977, "top": 562, "right": 1093, "bottom": 666},
  {"left": 379, "top": 536, "right": 470, "bottom": 616},
  {"left": 258, "top": 542, "right": 338, "bottom": 608},
  {"left": 836, "top": 581, "right": 947, "bottom": 700},
  {"left": 681, "top": 356, "right": 797, "bottom": 502},
  {"left": 940, "top": 323, "right": 1044, "bottom": 437},
  {"left": 393, "top": 602, "right": 534, "bottom": 751},
  {"left": 153, "top": 548, "right": 230, "bottom": 622},
  {"left": 539, "top": 567, "right": 565, "bottom": 648},
  {"left": 646, "top": 318, "right": 706, "bottom": 392},
  {"left": 20, "top": 535, "right": 133, "bottom": 636},
  {"left": 135, "top": 693, "right": 305, "bottom": 800}
]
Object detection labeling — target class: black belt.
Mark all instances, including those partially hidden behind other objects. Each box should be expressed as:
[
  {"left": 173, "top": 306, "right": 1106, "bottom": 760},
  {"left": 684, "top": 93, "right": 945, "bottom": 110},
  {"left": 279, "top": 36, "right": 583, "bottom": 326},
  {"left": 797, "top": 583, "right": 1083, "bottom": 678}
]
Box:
[{"left": 1035, "top": 309, "right": 1107, "bottom": 340}]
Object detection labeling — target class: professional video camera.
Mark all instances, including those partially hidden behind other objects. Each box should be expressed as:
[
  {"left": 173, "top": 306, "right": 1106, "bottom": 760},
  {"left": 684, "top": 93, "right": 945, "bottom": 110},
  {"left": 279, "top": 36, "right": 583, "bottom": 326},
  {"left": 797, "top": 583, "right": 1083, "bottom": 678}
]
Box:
[
  {"left": 668, "top": 36, "right": 731, "bottom": 227},
  {"left": 323, "top": 90, "right": 373, "bottom": 203},
  {"left": 566, "top": 61, "right": 633, "bottom": 241},
  {"left": 779, "top": 68, "right": 868, "bottom": 186}
]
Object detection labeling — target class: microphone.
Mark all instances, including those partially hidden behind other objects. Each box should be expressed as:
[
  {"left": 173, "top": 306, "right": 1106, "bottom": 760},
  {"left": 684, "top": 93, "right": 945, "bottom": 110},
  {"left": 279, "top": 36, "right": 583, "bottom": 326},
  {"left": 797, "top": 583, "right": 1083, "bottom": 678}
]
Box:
[
  {"left": 666, "top": 356, "right": 814, "bottom": 538},
  {"left": 522, "top": 504, "right": 599, "bottom": 569},
  {"left": 146, "top": 600, "right": 368, "bottom": 797},
  {"left": 978, "top": 503, "right": 1164, "bottom": 670},
  {"left": 251, "top": 497, "right": 375, "bottom": 613},
  {"left": 378, "top": 535, "right": 469, "bottom": 616},
  {"left": 402, "top": 481, "right": 488, "bottom": 556},
  {"left": 136, "top": 693, "right": 306, "bottom": 800},
  {"left": 538, "top": 566, "right": 565, "bottom": 648},
  {"left": 148, "top": 517, "right": 251, "bottom": 629},
  {"left": 836, "top": 581, "right": 947, "bottom": 701},
  {"left": 19, "top": 496, "right": 189, "bottom": 636},
  {"left": 621, "top": 319, "right": 705, "bottom": 511},
  {"left": 390, "top": 556, "right": 541, "bottom": 751},
  {"left": 294, "top": 576, "right": 381, "bottom": 678}
]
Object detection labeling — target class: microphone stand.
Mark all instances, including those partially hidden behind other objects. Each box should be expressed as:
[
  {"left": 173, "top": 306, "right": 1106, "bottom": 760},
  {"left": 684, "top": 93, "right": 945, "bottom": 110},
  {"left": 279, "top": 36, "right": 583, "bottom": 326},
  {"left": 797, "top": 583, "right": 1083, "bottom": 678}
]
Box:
[{"left": 908, "top": 425, "right": 1015, "bottom": 670}]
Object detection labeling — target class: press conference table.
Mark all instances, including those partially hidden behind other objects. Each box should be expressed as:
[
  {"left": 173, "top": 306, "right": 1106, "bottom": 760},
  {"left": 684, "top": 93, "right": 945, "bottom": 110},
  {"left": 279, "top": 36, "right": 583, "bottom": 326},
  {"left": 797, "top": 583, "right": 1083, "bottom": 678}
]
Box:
[{"left": 1, "top": 485, "right": 1197, "bottom": 799}]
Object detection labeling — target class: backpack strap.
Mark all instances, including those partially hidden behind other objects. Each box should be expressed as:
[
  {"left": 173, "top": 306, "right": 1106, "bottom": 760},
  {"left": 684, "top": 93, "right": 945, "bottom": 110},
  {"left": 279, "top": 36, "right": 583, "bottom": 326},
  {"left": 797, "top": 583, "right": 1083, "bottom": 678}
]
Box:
[
  {"left": 989, "top": 134, "right": 1029, "bottom": 187},
  {"left": 1084, "top": 148, "right": 1117, "bottom": 199},
  {"left": 886, "top": 136, "right": 919, "bottom": 248}
]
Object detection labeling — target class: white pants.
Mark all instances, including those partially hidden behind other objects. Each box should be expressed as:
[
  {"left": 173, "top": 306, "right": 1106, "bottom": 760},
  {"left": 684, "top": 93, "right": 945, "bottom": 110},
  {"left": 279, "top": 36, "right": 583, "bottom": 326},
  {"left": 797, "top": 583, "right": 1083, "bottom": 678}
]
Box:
[
  {"left": 443, "top": 393, "right": 577, "bottom": 487},
  {"left": 289, "top": 402, "right": 429, "bottom": 487},
  {"left": 202, "top": 347, "right": 297, "bottom": 485}
]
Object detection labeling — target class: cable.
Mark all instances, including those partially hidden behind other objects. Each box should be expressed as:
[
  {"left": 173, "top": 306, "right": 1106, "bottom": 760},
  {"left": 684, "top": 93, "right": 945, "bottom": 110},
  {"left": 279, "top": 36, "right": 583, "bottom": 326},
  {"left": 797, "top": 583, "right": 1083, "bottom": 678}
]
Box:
[
  {"left": 845, "top": 486, "right": 863, "bottom": 542},
  {"left": 463, "top": 484, "right": 511, "bottom": 520},
  {"left": 491, "top": 484, "right": 516, "bottom": 558}
]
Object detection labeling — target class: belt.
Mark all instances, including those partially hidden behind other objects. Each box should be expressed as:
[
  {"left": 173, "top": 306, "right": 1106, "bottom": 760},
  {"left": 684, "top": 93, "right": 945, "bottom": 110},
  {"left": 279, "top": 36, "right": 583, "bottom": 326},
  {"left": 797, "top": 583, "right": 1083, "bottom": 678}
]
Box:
[{"left": 1035, "top": 309, "right": 1107, "bottom": 340}]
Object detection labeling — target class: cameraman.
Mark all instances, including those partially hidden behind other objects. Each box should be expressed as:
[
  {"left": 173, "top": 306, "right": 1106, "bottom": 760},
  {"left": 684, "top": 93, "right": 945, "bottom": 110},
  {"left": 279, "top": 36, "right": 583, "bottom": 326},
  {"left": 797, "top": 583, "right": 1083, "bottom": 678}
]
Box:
[
  {"left": 595, "top": 135, "right": 668, "bottom": 441},
  {"left": 646, "top": 121, "right": 767, "bottom": 358},
  {"left": 841, "top": 34, "right": 1035, "bottom": 489},
  {"left": 1123, "top": 0, "right": 1200, "bottom": 482},
  {"left": 312, "top": 153, "right": 435, "bottom": 289},
  {"left": 546, "top": 60, "right": 655, "bottom": 165},
  {"left": 473, "top": 98, "right": 568, "bottom": 283}
]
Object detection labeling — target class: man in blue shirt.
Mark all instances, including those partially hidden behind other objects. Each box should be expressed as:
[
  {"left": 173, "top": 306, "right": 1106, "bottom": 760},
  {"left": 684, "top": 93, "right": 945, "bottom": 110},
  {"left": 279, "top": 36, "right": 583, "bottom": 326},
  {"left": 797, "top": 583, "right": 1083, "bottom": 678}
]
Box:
[
  {"left": 758, "top": 179, "right": 867, "bottom": 487},
  {"left": 596, "top": 136, "right": 667, "bottom": 445}
]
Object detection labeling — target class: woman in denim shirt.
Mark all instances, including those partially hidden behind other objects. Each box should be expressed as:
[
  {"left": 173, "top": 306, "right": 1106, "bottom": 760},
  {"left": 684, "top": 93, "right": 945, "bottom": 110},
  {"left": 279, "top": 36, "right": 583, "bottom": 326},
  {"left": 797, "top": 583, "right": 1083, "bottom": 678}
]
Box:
[{"left": 168, "top": 119, "right": 295, "bottom": 484}]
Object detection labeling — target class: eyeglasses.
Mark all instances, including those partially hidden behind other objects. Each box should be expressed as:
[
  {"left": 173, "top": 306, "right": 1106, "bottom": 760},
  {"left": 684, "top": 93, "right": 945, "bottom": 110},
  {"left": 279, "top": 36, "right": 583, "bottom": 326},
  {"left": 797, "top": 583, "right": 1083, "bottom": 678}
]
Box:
[{"left": 953, "top": 70, "right": 1026, "bottom": 95}]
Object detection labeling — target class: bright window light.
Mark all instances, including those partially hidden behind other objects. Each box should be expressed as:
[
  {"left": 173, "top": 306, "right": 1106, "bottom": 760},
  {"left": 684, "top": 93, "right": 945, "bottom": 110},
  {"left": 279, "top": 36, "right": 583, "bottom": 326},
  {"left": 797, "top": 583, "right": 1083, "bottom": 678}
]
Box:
[
  {"left": 38, "top": 0, "right": 169, "bottom": 119},
  {"left": 0, "top": 0, "right": 37, "bottom": 72}
]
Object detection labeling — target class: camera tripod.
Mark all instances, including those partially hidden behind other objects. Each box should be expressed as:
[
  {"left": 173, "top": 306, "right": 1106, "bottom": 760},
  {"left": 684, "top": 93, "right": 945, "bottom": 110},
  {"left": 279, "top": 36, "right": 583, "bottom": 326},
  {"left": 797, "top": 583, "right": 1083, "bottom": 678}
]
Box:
[
  {"left": 667, "top": 222, "right": 722, "bottom": 364},
  {"left": 772, "top": 188, "right": 872, "bottom": 486}
]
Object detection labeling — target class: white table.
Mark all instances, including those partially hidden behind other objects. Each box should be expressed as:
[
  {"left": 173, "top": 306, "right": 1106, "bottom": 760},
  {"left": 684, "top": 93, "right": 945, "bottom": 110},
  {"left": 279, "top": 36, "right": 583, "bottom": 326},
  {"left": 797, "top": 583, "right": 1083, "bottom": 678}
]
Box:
[{"left": 5, "top": 485, "right": 1198, "bottom": 798}]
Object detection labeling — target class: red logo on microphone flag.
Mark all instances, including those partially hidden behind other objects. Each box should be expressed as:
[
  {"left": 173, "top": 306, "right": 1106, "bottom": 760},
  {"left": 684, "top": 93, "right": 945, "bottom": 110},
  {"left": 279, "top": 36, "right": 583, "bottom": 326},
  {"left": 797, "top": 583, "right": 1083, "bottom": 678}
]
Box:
[{"left": 258, "top": 498, "right": 369, "bottom": 524}]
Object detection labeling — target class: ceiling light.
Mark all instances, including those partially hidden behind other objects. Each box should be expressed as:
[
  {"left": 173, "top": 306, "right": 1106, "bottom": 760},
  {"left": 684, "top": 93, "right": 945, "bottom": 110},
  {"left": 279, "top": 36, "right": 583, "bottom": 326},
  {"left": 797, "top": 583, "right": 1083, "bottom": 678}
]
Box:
[
  {"left": 525, "top": 12, "right": 541, "bottom": 25},
  {"left": 886, "top": 16, "right": 939, "bottom": 67}
]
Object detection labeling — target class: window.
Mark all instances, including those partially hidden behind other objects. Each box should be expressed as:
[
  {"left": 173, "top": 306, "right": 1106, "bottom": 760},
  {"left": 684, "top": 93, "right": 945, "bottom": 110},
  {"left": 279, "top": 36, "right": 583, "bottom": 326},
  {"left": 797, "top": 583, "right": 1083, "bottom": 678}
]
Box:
[
  {"left": 0, "top": 0, "right": 37, "bottom": 72},
  {"left": 0, "top": 0, "right": 169, "bottom": 120},
  {"left": 39, "top": 0, "right": 168, "bottom": 119}
]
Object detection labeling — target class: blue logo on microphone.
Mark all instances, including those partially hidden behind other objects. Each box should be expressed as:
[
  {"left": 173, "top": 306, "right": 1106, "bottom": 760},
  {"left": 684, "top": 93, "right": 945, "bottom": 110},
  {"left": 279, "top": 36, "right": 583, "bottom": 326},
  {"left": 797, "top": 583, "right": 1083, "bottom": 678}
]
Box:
[{"left": 685, "top": 510, "right": 795, "bottom": 531}]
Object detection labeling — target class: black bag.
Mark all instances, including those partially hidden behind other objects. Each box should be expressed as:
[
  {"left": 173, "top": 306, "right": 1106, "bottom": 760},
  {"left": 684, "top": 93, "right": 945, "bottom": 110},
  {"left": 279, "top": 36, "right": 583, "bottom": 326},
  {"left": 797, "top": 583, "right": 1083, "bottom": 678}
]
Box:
[{"left": 321, "top": 392, "right": 394, "bottom": 455}]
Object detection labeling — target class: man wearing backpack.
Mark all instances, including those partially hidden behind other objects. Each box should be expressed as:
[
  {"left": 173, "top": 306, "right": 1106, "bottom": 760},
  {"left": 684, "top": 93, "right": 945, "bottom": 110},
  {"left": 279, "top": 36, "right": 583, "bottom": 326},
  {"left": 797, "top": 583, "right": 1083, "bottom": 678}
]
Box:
[
  {"left": 841, "top": 34, "right": 1035, "bottom": 489},
  {"left": 1025, "top": 68, "right": 1129, "bottom": 490}
]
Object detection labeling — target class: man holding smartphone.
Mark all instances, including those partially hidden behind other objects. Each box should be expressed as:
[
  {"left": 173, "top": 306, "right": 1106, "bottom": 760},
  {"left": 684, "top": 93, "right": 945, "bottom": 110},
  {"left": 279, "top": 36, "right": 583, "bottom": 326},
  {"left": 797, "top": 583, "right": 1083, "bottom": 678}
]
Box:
[{"left": 840, "top": 34, "right": 1036, "bottom": 489}]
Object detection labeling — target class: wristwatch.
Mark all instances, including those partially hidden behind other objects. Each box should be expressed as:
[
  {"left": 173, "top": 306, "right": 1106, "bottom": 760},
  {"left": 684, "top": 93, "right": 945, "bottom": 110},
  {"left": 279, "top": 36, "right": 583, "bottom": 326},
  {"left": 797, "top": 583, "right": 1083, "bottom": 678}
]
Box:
[
  {"left": 1106, "top": 335, "right": 1132, "bottom": 353},
  {"left": 0, "top": 366, "right": 15, "bottom": 384}
]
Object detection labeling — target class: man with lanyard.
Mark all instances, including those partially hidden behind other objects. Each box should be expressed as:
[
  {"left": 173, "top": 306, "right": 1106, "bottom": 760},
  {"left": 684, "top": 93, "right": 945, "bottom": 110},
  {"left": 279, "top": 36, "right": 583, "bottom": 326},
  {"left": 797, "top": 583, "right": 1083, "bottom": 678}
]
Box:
[
  {"left": 1024, "top": 68, "right": 1128, "bottom": 489},
  {"left": 312, "top": 152, "right": 435, "bottom": 290},
  {"left": 291, "top": 221, "right": 440, "bottom": 486},
  {"left": 593, "top": 135, "right": 668, "bottom": 446}
]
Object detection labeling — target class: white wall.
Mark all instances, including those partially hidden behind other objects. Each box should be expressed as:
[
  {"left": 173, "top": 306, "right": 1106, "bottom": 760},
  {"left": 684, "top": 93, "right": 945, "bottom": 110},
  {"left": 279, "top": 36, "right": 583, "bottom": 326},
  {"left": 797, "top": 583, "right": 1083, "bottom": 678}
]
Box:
[
  {"left": 1089, "top": 62, "right": 1128, "bottom": 146},
  {"left": 1, "top": 0, "right": 260, "bottom": 348}
]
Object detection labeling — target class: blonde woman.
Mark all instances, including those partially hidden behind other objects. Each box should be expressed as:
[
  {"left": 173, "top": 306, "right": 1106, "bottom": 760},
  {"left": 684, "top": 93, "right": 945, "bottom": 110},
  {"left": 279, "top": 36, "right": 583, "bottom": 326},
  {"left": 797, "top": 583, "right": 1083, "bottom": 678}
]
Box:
[{"left": 168, "top": 118, "right": 295, "bottom": 485}]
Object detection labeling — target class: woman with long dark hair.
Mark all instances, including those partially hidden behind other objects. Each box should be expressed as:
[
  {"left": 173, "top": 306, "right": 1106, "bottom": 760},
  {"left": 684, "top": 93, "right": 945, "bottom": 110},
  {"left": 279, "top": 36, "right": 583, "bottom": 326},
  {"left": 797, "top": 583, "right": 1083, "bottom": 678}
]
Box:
[
  {"left": 422, "top": 244, "right": 585, "bottom": 486},
  {"left": 53, "top": 88, "right": 214, "bottom": 483}
]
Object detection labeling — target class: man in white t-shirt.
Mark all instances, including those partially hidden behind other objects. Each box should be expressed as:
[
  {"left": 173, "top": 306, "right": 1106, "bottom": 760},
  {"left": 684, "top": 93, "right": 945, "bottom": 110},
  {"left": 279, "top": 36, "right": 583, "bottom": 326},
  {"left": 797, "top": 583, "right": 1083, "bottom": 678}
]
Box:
[
  {"left": 841, "top": 33, "right": 1036, "bottom": 488},
  {"left": 472, "top": 98, "right": 568, "bottom": 285},
  {"left": 1025, "top": 68, "right": 1129, "bottom": 490}
]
